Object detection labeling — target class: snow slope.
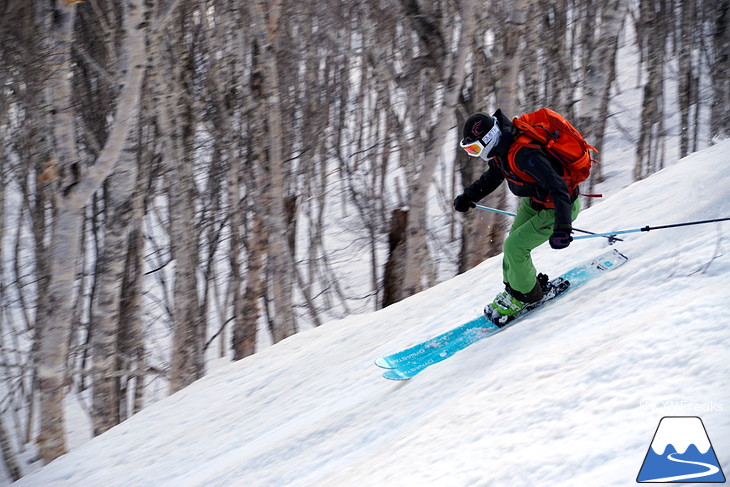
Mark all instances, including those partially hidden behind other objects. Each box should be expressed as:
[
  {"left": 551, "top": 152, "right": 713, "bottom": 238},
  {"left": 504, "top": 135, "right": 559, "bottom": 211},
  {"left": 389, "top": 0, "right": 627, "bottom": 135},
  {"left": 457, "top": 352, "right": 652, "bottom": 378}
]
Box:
[{"left": 14, "top": 141, "right": 730, "bottom": 486}]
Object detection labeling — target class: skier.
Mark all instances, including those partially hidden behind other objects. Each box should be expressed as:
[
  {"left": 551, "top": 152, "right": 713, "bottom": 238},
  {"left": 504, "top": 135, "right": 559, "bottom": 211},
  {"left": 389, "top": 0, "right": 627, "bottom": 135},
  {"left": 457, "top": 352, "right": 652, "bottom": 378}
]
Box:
[{"left": 454, "top": 109, "right": 580, "bottom": 321}]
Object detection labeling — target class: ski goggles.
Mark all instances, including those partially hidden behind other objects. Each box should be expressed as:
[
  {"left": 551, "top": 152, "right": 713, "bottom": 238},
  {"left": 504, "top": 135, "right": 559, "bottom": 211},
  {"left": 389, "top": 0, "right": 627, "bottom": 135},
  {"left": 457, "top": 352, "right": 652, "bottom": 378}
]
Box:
[{"left": 459, "top": 117, "right": 500, "bottom": 158}]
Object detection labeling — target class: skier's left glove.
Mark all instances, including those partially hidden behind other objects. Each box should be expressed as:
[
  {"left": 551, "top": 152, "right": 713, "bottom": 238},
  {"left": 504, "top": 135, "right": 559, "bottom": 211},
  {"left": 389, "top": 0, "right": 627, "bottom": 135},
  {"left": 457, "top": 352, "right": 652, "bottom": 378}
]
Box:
[
  {"left": 453, "top": 193, "right": 476, "bottom": 213},
  {"left": 549, "top": 224, "right": 573, "bottom": 249}
]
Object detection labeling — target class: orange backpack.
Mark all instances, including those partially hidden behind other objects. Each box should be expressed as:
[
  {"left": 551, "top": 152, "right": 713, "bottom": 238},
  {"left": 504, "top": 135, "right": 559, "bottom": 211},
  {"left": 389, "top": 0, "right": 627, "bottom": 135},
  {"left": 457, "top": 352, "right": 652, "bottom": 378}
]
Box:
[{"left": 506, "top": 108, "right": 598, "bottom": 196}]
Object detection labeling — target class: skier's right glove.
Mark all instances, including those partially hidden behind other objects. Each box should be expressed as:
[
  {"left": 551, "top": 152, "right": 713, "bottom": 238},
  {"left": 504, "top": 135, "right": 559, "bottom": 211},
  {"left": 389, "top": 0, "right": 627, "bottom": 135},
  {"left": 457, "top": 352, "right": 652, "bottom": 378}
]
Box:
[
  {"left": 549, "top": 224, "right": 573, "bottom": 249},
  {"left": 454, "top": 194, "right": 476, "bottom": 213}
]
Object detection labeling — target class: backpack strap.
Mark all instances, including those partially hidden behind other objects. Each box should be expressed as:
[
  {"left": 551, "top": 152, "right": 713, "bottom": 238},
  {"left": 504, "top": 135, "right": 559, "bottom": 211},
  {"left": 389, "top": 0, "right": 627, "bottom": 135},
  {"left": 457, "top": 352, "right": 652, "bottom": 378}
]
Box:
[
  {"left": 505, "top": 134, "right": 581, "bottom": 207},
  {"left": 506, "top": 134, "right": 544, "bottom": 185}
]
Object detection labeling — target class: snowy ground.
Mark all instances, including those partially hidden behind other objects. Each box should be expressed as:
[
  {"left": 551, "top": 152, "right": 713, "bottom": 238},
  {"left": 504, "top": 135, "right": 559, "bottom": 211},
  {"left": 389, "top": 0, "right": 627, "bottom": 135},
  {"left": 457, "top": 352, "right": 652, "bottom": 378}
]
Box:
[{"left": 12, "top": 138, "right": 730, "bottom": 486}]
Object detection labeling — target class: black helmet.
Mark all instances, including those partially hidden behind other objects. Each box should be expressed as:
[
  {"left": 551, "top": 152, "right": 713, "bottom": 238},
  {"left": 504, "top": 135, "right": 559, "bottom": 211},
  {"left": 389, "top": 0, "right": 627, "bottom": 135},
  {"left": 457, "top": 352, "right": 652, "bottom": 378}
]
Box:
[
  {"left": 462, "top": 113, "right": 493, "bottom": 142},
  {"left": 460, "top": 113, "right": 501, "bottom": 159}
]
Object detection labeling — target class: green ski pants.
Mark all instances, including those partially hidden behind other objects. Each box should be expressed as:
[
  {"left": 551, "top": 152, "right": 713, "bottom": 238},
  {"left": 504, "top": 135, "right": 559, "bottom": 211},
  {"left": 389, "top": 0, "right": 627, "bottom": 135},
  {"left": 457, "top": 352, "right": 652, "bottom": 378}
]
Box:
[{"left": 502, "top": 197, "right": 581, "bottom": 294}]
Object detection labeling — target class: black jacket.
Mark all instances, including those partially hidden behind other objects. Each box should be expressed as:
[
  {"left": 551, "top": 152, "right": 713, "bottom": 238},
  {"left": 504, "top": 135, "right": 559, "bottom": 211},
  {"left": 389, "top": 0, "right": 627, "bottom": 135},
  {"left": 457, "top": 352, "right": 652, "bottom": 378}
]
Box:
[{"left": 462, "top": 110, "right": 575, "bottom": 227}]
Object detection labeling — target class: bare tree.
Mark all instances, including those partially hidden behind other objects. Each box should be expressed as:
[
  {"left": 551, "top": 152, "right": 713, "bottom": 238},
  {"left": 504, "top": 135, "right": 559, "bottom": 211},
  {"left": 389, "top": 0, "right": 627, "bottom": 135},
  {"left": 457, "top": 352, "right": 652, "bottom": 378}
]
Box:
[
  {"left": 709, "top": 0, "right": 730, "bottom": 139},
  {"left": 36, "top": 0, "right": 148, "bottom": 463},
  {"left": 249, "top": 0, "right": 297, "bottom": 343},
  {"left": 392, "top": 0, "right": 477, "bottom": 298},
  {"left": 454, "top": 7, "right": 507, "bottom": 274},
  {"left": 635, "top": 0, "right": 670, "bottom": 180},
  {"left": 160, "top": 4, "right": 206, "bottom": 393},
  {"left": 90, "top": 135, "right": 141, "bottom": 435},
  {"left": 676, "top": 0, "right": 699, "bottom": 157},
  {"left": 0, "top": 417, "right": 21, "bottom": 482},
  {"left": 577, "top": 0, "right": 627, "bottom": 196}
]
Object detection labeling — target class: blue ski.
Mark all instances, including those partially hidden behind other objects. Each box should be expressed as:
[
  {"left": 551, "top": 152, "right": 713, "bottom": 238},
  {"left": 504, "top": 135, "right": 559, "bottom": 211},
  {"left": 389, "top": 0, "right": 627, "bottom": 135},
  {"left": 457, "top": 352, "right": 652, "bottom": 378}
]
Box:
[{"left": 376, "top": 248, "right": 628, "bottom": 380}]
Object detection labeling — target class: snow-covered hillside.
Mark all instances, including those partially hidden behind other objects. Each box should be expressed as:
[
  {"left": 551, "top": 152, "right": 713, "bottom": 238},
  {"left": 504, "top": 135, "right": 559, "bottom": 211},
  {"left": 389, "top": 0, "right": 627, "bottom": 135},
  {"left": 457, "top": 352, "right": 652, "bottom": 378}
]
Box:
[{"left": 14, "top": 141, "right": 730, "bottom": 486}]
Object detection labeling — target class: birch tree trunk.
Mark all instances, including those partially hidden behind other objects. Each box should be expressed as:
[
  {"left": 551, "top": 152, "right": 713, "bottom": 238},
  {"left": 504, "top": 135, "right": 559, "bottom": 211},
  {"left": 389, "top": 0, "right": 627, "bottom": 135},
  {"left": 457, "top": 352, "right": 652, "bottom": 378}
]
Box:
[
  {"left": 118, "top": 166, "right": 147, "bottom": 418},
  {"left": 0, "top": 117, "right": 5, "bottom": 306},
  {"left": 36, "top": 0, "right": 81, "bottom": 464},
  {"left": 382, "top": 209, "right": 408, "bottom": 307},
  {"left": 402, "top": 0, "right": 476, "bottom": 297},
  {"left": 456, "top": 12, "right": 505, "bottom": 273},
  {"left": 495, "top": 0, "right": 530, "bottom": 114},
  {"left": 710, "top": 0, "right": 729, "bottom": 139},
  {"left": 250, "top": 0, "right": 296, "bottom": 342},
  {"left": 677, "top": 0, "right": 697, "bottom": 157},
  {"left": 90, "top": 133, "right": 139, "bottom": 436},
  {"left": 578, "top": 0, "right": 626, "bottom": 195},
  {"left": 0, "top": 416, "right": 21, "bottom": 482},
  {"left": 166, "top": 74, "right": 204, "bottom": 393},
  {"left": 234, "top": 212, "right": 266, "bottom": 358},
  {"left": 457, "top": 150, "right": 506, "bottom": 272},
  {"left": 542, "top": 0, "right": 572, "bottom": 114},
  {"left": 635, "top": 0, "right": 669, "bottom": 180},
  {"left": 36, "top": 0, "right": 147, "bottom": 462},
  {"left": 231, "top": 84, "right": 267, "bottom": 359},
  {"left": 166, "top": 147, "right": 204, "bottom": 394}
]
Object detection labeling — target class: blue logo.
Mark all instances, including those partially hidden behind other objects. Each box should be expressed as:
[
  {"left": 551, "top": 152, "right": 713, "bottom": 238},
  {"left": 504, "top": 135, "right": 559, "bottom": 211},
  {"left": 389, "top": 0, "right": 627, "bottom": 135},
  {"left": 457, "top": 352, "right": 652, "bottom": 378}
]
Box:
[{"left": 637, "top": 416, "right": 726, "bottom": 483}]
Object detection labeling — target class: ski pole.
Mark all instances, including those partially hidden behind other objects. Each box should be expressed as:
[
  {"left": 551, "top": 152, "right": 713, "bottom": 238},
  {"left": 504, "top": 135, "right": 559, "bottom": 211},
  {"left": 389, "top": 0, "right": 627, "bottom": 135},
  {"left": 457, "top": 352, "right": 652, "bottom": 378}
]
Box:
[
  {"left": 474, "top": 205, "right": 517, "bottom": 217},
  {"left": 572, "top": 217, "right": 730, "bottom": 241},
  {"left": 473, "top": 204, "right": 623, "bottom": 243}
]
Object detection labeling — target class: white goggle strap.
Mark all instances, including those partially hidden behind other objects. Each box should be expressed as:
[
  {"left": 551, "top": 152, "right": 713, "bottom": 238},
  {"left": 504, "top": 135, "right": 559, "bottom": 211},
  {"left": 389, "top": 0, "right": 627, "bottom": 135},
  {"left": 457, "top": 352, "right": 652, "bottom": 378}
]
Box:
[{"left": 480, "top": 117, "right": 501, "bottom": 156}]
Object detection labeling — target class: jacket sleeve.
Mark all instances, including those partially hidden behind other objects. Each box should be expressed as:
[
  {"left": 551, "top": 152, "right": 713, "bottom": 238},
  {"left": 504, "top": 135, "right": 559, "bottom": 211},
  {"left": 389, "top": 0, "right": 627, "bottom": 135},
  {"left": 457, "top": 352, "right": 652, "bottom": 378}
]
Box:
[
  {"left": 516, "top": 150, "right": 573, "bottom": 227},
  {"left": 462, "top": 160, "right": 504, "bottom": 203}
]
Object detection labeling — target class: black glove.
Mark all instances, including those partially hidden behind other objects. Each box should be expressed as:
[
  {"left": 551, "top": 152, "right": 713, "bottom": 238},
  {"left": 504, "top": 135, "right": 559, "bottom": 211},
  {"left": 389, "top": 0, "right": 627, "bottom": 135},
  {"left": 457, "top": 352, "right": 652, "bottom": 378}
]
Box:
[
  {"left": 454, "top": 194, "right": 476, "bottom": 213},
  {"left": 549, "top": 224, "right": 573, "bottom": 249}
]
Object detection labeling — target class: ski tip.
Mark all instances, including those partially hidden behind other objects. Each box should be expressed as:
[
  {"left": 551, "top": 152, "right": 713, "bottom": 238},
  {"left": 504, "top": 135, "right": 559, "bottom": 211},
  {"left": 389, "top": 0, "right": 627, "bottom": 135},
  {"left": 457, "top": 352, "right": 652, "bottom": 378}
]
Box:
[{"left": 374, "top": 357, "right": 394, "bottom": 369}]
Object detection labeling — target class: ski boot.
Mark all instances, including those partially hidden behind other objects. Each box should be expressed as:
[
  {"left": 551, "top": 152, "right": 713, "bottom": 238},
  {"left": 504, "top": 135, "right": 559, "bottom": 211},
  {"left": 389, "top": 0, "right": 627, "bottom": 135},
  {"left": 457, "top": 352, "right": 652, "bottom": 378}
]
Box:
[
  {"left": 485, "top": 291, "right": 527, "bottom": 327},
  {"left": 484, "top": 273, "right": 550, "bottom": 327}
]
